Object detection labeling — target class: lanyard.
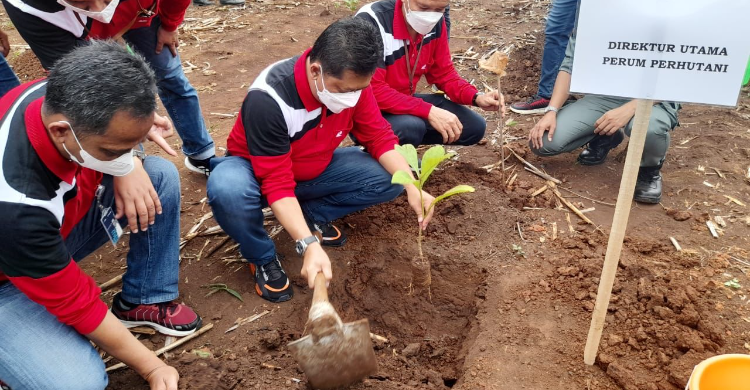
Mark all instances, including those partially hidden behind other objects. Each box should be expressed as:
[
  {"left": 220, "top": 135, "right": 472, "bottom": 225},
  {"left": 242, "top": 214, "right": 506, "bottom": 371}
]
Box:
[{"left": 403, "top": 39, "right": 424, "bottom": 95}]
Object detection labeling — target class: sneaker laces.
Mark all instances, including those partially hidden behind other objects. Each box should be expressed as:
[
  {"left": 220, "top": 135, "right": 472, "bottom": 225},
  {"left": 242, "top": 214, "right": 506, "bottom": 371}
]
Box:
[
  {"left": 261, "top": 259, "right": 284, "bottom": 282},
  {"left": 156, "top": 301, "right": 179, "bottom": 319}
]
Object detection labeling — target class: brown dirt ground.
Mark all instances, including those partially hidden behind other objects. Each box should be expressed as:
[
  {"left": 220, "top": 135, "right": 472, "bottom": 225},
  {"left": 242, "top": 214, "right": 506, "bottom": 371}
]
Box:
[{"left": 2, "top": 0, "right": 750, "bottom": 389}]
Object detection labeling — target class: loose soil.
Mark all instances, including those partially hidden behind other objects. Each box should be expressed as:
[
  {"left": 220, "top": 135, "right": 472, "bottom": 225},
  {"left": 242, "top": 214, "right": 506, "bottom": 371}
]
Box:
[{"left": 2, "top": 1, "right": 750, "bottom": 389}]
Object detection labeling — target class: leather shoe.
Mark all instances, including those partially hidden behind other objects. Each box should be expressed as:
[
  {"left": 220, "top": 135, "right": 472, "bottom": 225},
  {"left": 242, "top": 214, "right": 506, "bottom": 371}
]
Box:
[
  {"left": 634, "top": 165, "right": 663, "bottom": 204},
  {"left": 577, "top": 130, "right": 625, "bottom": 166},
  {"left": 193, "top": 0, "right": 214, "bottom": 5}
]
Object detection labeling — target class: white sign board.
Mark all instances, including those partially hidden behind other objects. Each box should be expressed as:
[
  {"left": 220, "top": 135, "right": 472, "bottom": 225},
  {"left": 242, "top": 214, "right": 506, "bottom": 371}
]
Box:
[{"left": 570, "top": 0, "right": 750, "bottom": 106}]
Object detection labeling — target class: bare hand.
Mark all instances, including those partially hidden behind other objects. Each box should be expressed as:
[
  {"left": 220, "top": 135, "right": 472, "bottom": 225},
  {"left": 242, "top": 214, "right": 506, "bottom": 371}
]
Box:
[
  {"left": 114, "top": 159, "right": 162, "bottom": 233},
  {"left": 529, "top": 111, "right": 557, "bottom": 150},
  {"left": 146, "top": 113, "right": 178, "bottom": 156},
  {"left": 0, "top": 30, "right": 10, "bottom": 57},
  {"left": 406, "top": 187, "right": 435, "bottom": 230},
  {"left": 300, "top": 244, "right": 332, "bottom": 288},
  {"left": 156, "top": 27, "right": 179, "bottom": 57},
  {"left": 427, "top": 106, "right": 463, "bottom": 144},
  {"left": 475, "top": 91, "right": 506, "bottom": 117},
  {"left": 145, "top": 365, "right": 179, "bottom": 390},
  {"left": 594, "top": 105, "right": 635, "bottom": 136}
]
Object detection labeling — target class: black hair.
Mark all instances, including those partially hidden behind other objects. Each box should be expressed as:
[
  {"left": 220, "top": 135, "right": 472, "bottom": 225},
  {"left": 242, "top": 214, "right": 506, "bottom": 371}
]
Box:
[
  {"left": 309, "top": 17, "right": 383, "bottom": 78},
  {"left": 44, "top": 40, "right": 157, "bottom": 137}
]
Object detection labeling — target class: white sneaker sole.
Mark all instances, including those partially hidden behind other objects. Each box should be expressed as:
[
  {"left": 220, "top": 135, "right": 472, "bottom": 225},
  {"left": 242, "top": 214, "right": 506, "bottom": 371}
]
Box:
[
  {"left": 509, "top": 106, "right": 547, "bottom": 115},
  {"left": 119, "top": 319, "right": 198, "bottom": 337},
  {"left": 184, "top": 157, "right": 209, "bottom": 176}
]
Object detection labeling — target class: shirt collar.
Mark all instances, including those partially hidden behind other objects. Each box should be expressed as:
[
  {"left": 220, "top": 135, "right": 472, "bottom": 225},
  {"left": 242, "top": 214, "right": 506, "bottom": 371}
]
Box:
[
  {"left": 25, "top": 98, "right": 78, "bottom": 184},
  {"left": 393, "top": 0, "right": 411, "bottom": 40},
  {"left": 294, "top": 48, "right": 323, "bottom": 112}
]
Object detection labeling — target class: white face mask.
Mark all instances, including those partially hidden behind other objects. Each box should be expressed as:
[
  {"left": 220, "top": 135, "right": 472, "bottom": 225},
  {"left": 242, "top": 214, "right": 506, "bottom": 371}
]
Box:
[
  {"left": 404, "top": 0, "right": 444, "bottom": 35},
  {"left": 57, "top": 0, "right": 120, "bottom": 24},
  {"left": 314, "top": 66, "right": 362, "bottom": 114},
  {"left": 60, "top": 121, "right": 135, "bottom": 177}
]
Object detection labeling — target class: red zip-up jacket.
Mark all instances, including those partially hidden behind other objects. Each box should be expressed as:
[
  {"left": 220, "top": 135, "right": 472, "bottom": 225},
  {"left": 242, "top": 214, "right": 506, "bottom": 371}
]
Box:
[
  {"left": 356, "top": 0, "right": 479, "bottom": 118},
  {"left": 226, "top": 49, "right": 399, "bottom": 205},
  {"left": 0, "top": 81, "right": 108, "bottom": 334}
]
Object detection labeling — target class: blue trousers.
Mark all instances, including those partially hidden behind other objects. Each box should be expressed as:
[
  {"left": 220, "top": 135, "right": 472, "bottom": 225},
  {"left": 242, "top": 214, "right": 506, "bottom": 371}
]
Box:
[
  {"left": 536, "top": 0, "right": 579, "bottom": 99},
  {"left": 0, "top": 55, "right": 19, "bottom": 98},
  {"left": 384, "top": 93, "right": 486, "bottom": 147},
  {"left": 0, "top": 157, "right": 182, "bottom": 390},
  {"left": 207, "top": 148, "right": 403, "bottom": 265},
  {"left": 124, "top": 17, "right": 215, "bottom": 160}
]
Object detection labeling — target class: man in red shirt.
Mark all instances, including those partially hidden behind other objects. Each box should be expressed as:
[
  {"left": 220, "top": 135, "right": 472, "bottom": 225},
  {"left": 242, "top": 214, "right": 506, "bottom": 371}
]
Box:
[
  {"left": 0, "top": 42, "right": 200, "bottom": 389},
  {"left": 2, "top": 0, "right": 216, "bottom": 174},
  {"left": 207, "top": 18, "right": 436, "bottom": 303},
  {"left": 356, "top": 0, "right": 505, "bottom": 146}
]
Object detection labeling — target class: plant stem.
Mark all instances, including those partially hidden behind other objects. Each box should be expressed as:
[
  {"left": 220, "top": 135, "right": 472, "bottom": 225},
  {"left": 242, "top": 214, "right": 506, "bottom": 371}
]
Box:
[
  {"left": 418, "top": 186, "right": 425, "bottom": 261},
  {"left": 418, "top": 226, "right": 424, "bottom": 260}
]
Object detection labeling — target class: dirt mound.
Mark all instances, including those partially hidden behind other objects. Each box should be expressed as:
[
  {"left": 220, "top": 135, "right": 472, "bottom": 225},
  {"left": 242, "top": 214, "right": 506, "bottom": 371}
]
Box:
[{"left": 7, "top": 49, "right": 46, "bottom": 82}]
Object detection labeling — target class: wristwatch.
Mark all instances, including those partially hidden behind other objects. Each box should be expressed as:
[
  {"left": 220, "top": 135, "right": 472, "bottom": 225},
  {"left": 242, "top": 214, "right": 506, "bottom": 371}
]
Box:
[
  {"left": 544, "top": 105, "right": 559, "bottom": 114},
  {"left": 295, "top": 235, "right": 320, "bottom": 256},
  {"left": 472, "top": 92, "right": 484, "bottom": 107}
]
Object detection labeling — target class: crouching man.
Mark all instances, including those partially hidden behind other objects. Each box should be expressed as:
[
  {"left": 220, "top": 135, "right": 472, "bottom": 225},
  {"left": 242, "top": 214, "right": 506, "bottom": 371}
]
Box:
[
  {"left": 0, "top": 42, "right": 200, "bottom": 390},
  {"left": 207, "top": 18, "right": 435, "bottom": 303}
]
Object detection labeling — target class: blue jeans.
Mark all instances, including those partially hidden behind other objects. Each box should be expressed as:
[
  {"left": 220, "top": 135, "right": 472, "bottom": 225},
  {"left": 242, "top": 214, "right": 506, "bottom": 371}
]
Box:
[
  {"left": 536, "top": 0, "right": 579, "bottom": 99},
  {"left": 124, "top": 17, "right": 215, "bottom": 160},
  {"left": 0, "top": 55, "right": 20, "bottom": 98},
  {"left": 207, "top": 148, "right": 403, "bottom": 265},
  {"left": 384, "top": 93, "right": 486, "bottom": 146},
  {"left": 0, "top": 157, "right": 181, "bottom": 390}
]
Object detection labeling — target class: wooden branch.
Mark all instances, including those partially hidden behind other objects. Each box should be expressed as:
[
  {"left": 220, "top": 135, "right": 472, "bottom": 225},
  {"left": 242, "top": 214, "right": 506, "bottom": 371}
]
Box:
[
  {"left": 558, "top": 187, "right": 616, "bottom": 207},
  {"left": 504, "top": 145, "right": 562, "bottom": 184},
  {"left": 549, "top": 182, "right": 594, "bottom": 225},
  {"left": 105, "top": 323, "right": 214, "bottom": 372},
  {"left": 99, "top": 273, "right": 123, "bottom": 291}
]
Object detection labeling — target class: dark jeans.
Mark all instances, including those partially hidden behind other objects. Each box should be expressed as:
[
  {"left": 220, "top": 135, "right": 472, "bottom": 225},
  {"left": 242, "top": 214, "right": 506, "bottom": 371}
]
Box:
[
  {"left": 206, "top": 148, "right": 403, "bottom": 265},
  {"left": 537, "top": 0, "right": 579, "bottom": 98},
  {"left": 384, "top": 93, "right": 486, "bottom": 146},
  {"left": 0, "top": 55, "right": 19, "bottom": 98}
]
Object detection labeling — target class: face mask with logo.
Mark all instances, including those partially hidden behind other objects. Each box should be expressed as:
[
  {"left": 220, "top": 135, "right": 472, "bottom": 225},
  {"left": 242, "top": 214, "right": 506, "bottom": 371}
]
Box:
[
  {"left": 404, "top": 0, "right": 443, "bottom": 35},
  {"left": 315, "top": 66, "right": 362, "bottom": 114},
  {"left": 60, "top": 121, "right": 135, "bottom": 176},
  {"left": 57, "top": 0, "right": 120, "bottom": 24}
]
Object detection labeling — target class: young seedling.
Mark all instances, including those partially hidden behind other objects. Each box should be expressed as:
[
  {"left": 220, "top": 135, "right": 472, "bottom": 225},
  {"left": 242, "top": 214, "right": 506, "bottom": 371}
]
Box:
[
  {"left": 392, "top": 144, "right": 475, "bottom": 298},
  {"left": 202, "top": 283, "right": 244, "bottom": 302}
]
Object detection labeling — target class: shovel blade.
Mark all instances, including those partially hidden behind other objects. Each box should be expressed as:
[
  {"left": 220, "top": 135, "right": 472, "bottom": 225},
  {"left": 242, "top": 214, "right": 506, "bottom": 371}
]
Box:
[{"left": 288, "top": 319, "right": 377, "bottom": 389}]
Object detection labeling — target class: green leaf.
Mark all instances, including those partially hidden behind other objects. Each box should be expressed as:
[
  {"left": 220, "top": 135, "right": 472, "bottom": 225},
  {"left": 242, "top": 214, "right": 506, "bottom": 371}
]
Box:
[
  {"left": 392, "top": 170, "right": 418, "bottom": 186},
  {"left": 420, "top": 146, "right": 454, "bottom": 185},
  {"left": 224, "top": 288, "right": 245, "bottom": 302},
  {"left": 395, "top": 144, "right": 420, "bottom": 177},
  {"left": 724, "top": 278, "right": 742, "bottom": 289},
  {"left": 428, "top": 185, "right": 475, "bottom": 213}
]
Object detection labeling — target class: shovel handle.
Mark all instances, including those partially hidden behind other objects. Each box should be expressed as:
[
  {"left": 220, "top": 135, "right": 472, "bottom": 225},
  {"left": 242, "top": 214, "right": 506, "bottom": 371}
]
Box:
[{"left": 311, "top": 272, "right": 329, "bottom": 305}]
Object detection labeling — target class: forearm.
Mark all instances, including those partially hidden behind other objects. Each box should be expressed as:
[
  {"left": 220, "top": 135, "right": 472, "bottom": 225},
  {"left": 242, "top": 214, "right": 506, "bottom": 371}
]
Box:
[
  {"left": 86, "top": 311, "right": 165, "bottom": 377},
  {"left": 269, "top": 197, "right": 315, "bottom": 240},
  {"left": 548, "top": 71, "right": 572, "bottom": 110}
]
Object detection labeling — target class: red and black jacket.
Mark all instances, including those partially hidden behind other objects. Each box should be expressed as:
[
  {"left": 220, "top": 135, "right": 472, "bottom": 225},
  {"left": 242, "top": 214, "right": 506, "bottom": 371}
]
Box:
[
  {"left": 356, "top": 0, "right": 479, "bottom": 118},
  {"left": 226, "top": 49, "right": 399, "bottom": 205},
  {"left": 0, "top": 81, "right": 107, "bottom": 334}
]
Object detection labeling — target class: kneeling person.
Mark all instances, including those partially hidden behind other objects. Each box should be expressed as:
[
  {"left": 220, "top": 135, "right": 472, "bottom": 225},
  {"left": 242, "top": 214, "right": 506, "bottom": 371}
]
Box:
[
  {"left": 0, "top": 42, "right": 200, "bottom": 390},
  {"left": 207, "top": 18, "right": 435, "bottom": 303},
  {"left": 356, "top": 0, "right": 505, "bottom": 146},
  {"left": 528, "top": 35, "right": 680, "bottom": 203}
]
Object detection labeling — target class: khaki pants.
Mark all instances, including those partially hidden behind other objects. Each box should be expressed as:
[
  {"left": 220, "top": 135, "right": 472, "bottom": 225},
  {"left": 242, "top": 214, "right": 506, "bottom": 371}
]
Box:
[{"left": 529, "top": 95, "right": 680, "bottom": 167}]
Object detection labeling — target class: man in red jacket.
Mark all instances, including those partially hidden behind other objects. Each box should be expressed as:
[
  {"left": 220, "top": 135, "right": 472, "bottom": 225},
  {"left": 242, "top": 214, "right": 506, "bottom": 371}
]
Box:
[
  {"left": 207, "top": 18, "right": 436, "bottom": 303},
  {"left": 0, "top": 42, "right": 200, "bottom": 390},
  {"left": 2, "top": 0, "right": 217, "bottom": 174},
  {"left": 356, "top": 0, "right": 505, "bottom": 146}
]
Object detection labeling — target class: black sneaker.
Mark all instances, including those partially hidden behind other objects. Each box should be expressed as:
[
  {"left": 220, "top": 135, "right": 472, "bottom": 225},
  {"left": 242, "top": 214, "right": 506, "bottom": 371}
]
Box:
[
  {"left": 249, "top": 255, "right": 293, "bottom": 303},
  {"left": 184, "top": 156, "right": 213, "bottom": 176},
  {"left": 313, "top": 222, "right": 347, "bottom": 247},
  {"left": 510, "top": 95, "right": 550, "bottom": 115}
]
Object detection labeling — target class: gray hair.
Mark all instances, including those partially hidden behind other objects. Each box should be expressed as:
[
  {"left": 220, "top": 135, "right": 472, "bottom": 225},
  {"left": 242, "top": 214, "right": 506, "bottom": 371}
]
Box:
[{"left": 44, "top": 40, "right": 157, "bottom": 137}]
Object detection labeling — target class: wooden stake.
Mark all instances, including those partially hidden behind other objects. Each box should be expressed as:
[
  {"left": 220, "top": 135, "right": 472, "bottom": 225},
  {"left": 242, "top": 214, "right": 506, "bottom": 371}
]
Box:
[
  {"left": 105, "top": 323, "right": 214, "bottom": 372},
  {"left": 584, "top": 99, "right": 654, "bottom": 365}
]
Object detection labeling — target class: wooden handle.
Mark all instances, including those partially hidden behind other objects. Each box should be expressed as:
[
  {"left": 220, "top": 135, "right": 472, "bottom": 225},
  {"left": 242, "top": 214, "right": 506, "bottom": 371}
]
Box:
[
  {"left": 311, "top": 272, "right": 329, "bottom": 305},
  {"left": 583, "top": 99, "right": 654, "bottom": 365}
]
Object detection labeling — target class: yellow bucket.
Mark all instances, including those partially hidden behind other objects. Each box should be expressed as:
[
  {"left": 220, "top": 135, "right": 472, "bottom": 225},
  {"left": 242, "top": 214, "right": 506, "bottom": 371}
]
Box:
[{"left": 686, "top": 354, "right": 750, "bottom": 390}]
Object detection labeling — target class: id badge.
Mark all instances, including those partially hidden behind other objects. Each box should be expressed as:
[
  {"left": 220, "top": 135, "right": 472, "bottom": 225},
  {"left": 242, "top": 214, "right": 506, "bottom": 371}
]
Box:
[{"left": 100, "top": 206, "right": 123, "bottom": 247}]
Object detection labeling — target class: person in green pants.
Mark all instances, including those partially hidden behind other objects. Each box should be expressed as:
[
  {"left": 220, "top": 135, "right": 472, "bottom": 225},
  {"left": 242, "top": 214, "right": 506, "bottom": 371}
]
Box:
[{"left": 528, "top": 35, "right": 680, "bottom": 204}]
